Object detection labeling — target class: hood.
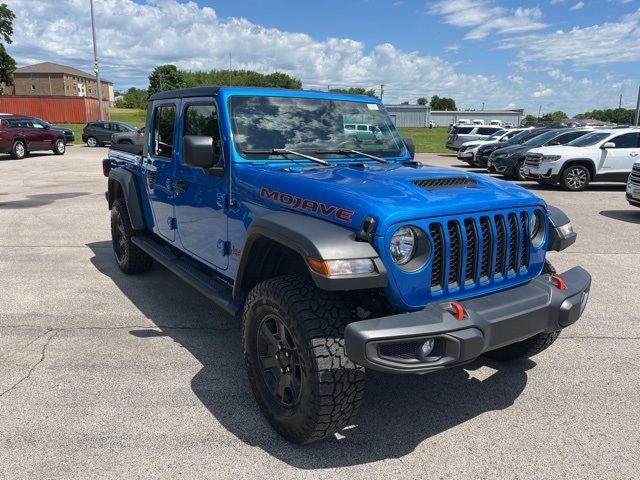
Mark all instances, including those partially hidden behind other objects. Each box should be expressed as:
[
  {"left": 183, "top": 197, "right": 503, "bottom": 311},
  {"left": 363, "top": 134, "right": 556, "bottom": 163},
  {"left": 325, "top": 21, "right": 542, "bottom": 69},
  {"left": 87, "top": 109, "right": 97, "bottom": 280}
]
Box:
[
  {"left": 492, "top": 144, "right": 530, "bottom": 156},
  {"left": 234, "top": 162, "right": 544, "bottom": 233},
  {"left": 461, "top": 139, "right": 493, "bottom": 147},
  {"left": 528, "top": 145, "right": 587, "bottom": 156}
]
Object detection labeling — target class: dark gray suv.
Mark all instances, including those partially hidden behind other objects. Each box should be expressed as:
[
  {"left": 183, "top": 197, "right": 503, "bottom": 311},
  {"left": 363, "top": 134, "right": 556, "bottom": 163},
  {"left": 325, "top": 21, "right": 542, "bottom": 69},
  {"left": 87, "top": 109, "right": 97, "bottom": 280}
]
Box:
[{"left": 82, "top": 121, "right": 138, "bottom": 147}]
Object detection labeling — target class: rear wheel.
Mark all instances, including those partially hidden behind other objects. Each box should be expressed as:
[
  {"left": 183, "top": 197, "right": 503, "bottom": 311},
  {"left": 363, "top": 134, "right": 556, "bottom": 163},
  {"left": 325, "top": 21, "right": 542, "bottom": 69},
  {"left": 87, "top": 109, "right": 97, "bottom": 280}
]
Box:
[
  {"left": 561, "top": 164, "right": 590, "bottom": 191},
  {"left": 483, "top": 261, "right": 560, "bottom": 361},
  {"left": 242, "top": 275, "right": 365, "bottom": 444},
  {"left": 110, "top": 198, "right": 153, "bottom": 274},
  {"left": 11, "top": 140, "right": 26, "bottom": 159},
  {"left": 53, "top": 138, "right": 66, "bottom": 155},
  {"left": 86, "top": 136, "right": 99, "bottom": 147}
]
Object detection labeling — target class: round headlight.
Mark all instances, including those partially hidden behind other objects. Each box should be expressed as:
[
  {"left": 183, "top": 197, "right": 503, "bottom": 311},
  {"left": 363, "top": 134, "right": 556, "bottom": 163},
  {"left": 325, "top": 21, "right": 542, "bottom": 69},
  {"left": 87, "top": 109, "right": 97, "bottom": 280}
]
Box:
[
  {"left": 390, "top": 227, "right": 416, "bottom": 265},
  {"left": 529, "top": 210, "right": 545, "bottom": 248}
]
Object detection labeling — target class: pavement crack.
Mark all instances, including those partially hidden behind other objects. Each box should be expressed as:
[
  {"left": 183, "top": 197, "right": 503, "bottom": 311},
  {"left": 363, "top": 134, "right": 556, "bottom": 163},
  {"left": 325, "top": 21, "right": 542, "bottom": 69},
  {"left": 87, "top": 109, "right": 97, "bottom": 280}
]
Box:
[{"left": 0, "top": 330, "right": 57, "bottom": 398}]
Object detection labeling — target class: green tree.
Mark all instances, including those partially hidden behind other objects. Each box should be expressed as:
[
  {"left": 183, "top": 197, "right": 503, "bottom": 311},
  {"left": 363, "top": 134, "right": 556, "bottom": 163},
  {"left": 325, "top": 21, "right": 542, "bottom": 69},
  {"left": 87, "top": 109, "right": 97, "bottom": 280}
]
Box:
[
  {"left": 0, "top": 3, "right": 16, "bottom": 94},
  {"left": 181, "top": 69, "right": 302, "bottom": 89},
  {"left": 430, "top": 95, "right": 457, "bottom": 110},
  {"left": 541, "top": 111, "right": 568, "bottom": 122},
  {"left": 116, "top": 87, "right": 148, "bottom": 109},
  {"left": 417, "top": 97, "right": 428, "bottom": 105},
  {"left": 576, "top": 108, "right": 634, "bottom": 125},
  {"left": 329, "top": 87, "right": 377, "bottom": 98},
  {"left": 148, "top": 64, "right": 185, "bottom": 96},
  {"left": 523, "top": 114, "right": 537, "bottom": 125}
]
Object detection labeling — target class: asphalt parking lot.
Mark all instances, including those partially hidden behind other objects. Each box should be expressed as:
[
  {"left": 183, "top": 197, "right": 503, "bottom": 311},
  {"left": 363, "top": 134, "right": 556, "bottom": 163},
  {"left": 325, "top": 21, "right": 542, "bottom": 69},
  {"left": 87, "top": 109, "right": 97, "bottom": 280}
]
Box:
[{"left": 1, "top": 145, "right": 639, "bottom": 480}]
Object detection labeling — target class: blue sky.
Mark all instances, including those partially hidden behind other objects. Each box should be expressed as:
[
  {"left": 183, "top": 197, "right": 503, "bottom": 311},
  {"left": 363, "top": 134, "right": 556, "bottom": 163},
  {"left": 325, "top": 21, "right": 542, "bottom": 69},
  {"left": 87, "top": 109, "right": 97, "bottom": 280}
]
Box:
[{"left": 7, "top": 0, "right": 640, "bottom": 115}]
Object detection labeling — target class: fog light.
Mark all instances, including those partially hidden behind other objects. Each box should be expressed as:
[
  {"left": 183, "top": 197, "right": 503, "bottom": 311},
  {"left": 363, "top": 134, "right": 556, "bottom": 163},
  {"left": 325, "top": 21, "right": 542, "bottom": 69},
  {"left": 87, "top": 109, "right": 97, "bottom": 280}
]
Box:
[{"left": 420, "top": 338, "right": 435, "bottom": 357}]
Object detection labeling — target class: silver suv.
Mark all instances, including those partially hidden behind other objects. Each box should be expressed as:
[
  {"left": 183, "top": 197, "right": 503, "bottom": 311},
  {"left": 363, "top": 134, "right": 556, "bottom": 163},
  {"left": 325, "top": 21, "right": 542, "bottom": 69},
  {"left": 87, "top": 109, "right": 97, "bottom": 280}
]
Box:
[{"left": 446, "top": 125, "right": 503, "bottom": 151}]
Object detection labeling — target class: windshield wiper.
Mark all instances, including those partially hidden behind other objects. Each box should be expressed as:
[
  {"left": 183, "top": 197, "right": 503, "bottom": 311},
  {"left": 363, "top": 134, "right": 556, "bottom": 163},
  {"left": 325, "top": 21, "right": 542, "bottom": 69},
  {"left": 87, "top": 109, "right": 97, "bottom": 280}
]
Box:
[
  {"left": 243, "top": 149, "right": 330, "bottom": 166},
  {"left": 314, "top": 149, "right": 388, "bottom": 163}
]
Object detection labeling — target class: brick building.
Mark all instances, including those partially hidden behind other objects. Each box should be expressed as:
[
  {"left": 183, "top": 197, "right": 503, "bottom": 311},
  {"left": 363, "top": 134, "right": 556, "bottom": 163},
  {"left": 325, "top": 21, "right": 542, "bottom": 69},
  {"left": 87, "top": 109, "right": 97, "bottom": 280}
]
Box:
[{"left": 9, "top": 62, "right": 115, "bottom": 104}]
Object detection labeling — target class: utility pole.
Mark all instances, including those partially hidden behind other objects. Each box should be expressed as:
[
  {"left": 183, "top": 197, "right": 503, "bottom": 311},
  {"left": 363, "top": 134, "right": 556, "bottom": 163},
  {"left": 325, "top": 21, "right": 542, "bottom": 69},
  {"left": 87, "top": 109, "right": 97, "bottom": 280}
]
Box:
[
  {"left": 90, "top": 0, "right": 104, "bottom": 121},
  {"left": 228, "top": 54, "right": 232, "bottom": 86},
  {"left": 380, "top": 83, "right": 384, "bottom": 101},
  {"left": 482, "top": 102, "right": 485, "bottom": 111},
  {"left": 537, "top": 105, "right": 542, "bottom": 123},
  {"left": 635, "top": 85, "right": 640, "bottom": 126},
  {"left": 618, "top": 93, "right": 622, "bottom": 125}
]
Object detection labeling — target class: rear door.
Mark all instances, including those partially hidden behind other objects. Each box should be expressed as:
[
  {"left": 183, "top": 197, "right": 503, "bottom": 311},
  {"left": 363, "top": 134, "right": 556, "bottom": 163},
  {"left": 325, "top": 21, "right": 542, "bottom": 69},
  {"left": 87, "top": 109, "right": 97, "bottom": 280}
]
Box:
[
  {"left": 96, "top": 122, "right": 112, "bottom": 143},
  {"left": 143, "top": 103, "right": 178, "bottom": 242},
  {"left": 20, "top": 119, "right": 46, "bottom": 150},
  {"left": 602, "top": 132, "right": 640, "bottom": 176},
  {"left": 173, "top": 99, "right": 228, "bottom": 270}
]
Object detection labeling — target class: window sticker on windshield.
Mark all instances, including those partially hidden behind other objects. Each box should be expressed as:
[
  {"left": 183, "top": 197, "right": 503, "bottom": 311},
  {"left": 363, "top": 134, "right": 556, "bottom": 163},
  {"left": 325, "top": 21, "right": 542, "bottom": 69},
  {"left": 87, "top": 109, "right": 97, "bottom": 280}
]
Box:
[{"left": 367, "top": 104, "right": 379, "bottom": 110}]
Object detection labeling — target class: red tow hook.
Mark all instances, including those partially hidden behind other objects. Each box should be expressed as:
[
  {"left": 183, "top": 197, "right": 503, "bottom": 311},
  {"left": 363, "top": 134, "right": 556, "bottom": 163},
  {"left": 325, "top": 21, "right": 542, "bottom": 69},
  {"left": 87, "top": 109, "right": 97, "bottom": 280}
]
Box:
[
  {"left": 550, "top": 274, "right": 567, "bottom": 291},
  {"left": 449, "top": 301, "right": 466, "bottom": 320}
]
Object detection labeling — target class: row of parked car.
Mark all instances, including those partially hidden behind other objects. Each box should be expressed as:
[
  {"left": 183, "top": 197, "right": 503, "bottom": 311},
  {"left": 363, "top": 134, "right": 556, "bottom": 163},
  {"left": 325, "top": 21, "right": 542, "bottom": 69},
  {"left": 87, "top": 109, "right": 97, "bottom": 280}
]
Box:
[{"left": 448, "top": 124, "right": 640, "bottom": 192}]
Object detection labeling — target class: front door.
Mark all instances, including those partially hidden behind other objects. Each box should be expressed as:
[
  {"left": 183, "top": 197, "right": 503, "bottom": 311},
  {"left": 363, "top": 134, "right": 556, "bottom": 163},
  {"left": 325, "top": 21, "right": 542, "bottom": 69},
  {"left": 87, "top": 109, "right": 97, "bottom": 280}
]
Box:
[
  {"left": 603, "top": 132, "right": 640, "bottom": 176},
  {"left": 173, "top": 100, "right": 228, "bottom": 270},
  {"left": 143, "top": 103, "right": 177, "bottom": 242},
  {"left": 30, "top": 119, "right": 52, "bottom": 149}
]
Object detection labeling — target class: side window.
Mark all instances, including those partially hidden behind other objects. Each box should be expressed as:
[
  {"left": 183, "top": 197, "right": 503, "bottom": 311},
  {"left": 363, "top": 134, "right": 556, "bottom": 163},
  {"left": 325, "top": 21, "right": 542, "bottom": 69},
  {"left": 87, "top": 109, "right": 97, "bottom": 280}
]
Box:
[
  {"left": 153, "top": 105, "right": 176, "bottom": 158},
  {"left": 357, "top": 125, "right": 368, "bottom": 131},
  {"left": 610, "top": 133, "right": 639, "bottom": 149},
  {"left": 31, "top": 120, "right": 45, "bottom": 129},
  {"left": 99, "top": 122, "right": 110, "bottom": 130},
  {"left": 110, "top": 124, "right": 121, "bottom": 132},
  {"left": 184, "top": 103, "right": 221, "bottom": 156}
]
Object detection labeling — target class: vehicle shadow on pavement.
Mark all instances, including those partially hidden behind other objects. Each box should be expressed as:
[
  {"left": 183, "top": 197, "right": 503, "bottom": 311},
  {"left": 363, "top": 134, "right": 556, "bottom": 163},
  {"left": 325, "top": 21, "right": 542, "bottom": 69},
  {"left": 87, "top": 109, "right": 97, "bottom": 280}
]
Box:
[
  {"left": 88, "top": 240, "right": 534, "bottom": 468},
  {"left": 0, "top": 192, "right": 91, "bottom": 209},
  {"left": 599, "top": 209, "right": 640, "bottom": 224}
]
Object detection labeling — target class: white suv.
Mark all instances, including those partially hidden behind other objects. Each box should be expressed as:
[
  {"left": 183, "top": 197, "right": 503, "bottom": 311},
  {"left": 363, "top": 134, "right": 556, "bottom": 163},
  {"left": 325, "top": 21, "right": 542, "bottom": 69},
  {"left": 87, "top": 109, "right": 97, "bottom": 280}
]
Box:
[
  {"left": 457, "top": 128, "right": 530, "bottom": 164},
  {"left": 627, "top": 159, "right": 640, "bottom": 207},
  {"left": 523, "top": 128, "right": 640, "bottom": 191},
  {"left": 446, "top": 125, "right": 503, "bottom": 150}
]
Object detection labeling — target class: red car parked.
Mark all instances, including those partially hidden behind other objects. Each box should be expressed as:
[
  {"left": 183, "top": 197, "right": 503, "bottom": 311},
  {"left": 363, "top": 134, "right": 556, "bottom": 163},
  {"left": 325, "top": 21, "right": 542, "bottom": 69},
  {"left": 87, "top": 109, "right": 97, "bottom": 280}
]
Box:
[{"left": 0, "top": 115, "right": 67, "bottom": 159}]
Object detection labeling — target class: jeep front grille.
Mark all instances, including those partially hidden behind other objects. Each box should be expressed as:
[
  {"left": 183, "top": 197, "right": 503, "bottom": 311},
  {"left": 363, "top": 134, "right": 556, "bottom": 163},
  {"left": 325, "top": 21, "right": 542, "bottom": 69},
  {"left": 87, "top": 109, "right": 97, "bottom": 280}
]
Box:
[
  {"left": 427, "top": 211, "right": 532, "bottom": 292},
  {"left": 630, "top": 164, "right": 640, "bottom": 186}
]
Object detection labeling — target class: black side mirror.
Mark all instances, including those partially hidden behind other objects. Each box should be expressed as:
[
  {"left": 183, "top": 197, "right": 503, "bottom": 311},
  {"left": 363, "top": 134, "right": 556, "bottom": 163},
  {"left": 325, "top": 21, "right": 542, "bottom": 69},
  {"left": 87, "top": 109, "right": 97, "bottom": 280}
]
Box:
[
  {"left": 43, "top": 124, "right": 50, "bottom": 130},
  {"left": 403, "top": 137, "right": 416, "bottom": 159},
  {"left": 183, "top": 135, "right": 223, "bottom": 175}
]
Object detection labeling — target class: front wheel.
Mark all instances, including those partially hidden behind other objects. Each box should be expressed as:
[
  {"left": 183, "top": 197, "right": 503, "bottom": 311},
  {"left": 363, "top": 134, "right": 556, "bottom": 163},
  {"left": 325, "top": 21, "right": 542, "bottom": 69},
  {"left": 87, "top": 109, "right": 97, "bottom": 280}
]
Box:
[
  {"left": 561, "top": 164, "right": 590, "bottom": 191},
  {"left": 242, "top": 275, "right": 365, "bottom": 444},
  {"left": 513, "top": 160, "right": 526, "bottom": 181},
  {"left": 53, "top": 138, "right": 66, "bottom": 155}
]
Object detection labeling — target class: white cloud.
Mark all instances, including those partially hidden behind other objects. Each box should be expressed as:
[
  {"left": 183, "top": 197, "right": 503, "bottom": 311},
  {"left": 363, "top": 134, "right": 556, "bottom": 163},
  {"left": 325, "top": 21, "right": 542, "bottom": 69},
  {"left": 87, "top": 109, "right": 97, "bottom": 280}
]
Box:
[
  {"left": 500, "top": 9, "right": 640, "bottom": 66},
  {"left": 570, "top": 2, "right": 585, "bottom": 10},
  {"left": 548, "top": 69, "right": 573, "bottom": 82},
  {"left": 444, "top": 43, "right": 461, "bottom": 53},
  {"left": 5, "top": 0, "right": 637, "bottom": 115},
  {"left": 550, "top": 0, "right": 565, "bottom": 4},
  {"left": 532, "top": 86, "right": 553, "bottom": 97},
  {"left": 429, "top": 0, "right": 547, "bottom": 40}
]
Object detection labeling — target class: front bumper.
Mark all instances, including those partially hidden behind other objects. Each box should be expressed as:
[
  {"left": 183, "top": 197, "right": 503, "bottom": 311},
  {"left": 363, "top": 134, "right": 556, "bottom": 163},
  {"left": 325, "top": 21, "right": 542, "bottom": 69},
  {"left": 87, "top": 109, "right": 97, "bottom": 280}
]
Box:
[{"left": 344, "top": 267, "right": 591, "bottom": 374}]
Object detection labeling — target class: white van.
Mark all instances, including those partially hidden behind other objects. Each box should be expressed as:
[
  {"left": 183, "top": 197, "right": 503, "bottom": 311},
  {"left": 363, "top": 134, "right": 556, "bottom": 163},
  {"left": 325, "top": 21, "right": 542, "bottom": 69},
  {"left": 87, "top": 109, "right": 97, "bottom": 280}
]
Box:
[
  {"left": 490, "top": 120, "right": 502, "bottom": 127},
  {"left": 473, "top": 119, "right": 485, "bottom": 125}
]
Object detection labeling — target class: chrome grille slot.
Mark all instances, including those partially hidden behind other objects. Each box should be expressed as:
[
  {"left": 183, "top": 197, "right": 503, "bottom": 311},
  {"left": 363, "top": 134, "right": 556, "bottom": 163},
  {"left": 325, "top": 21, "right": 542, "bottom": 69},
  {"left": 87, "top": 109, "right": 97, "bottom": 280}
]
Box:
[
  {"left": 464, "top": 219, "right": 477, "bottom": 285},
  {"left": 507, "top": 213, "right": 519, "bottom": 274},
  {"left": 494, "top": 215, "right": 507, "bottom": 278},
  {"left": 519, "top": 212, "right": 530, "bottom": 271},
  {"left": 630, "top": 165, "right": 640, "bottom": 186},
  {"left": 479, "top": 217, "right": 492, "bottom": 281},
  {"left": 447, "top": 221, "right": 462, "bottom": 287},
  {"left": 429, "top": 223, "right": 444, "bottom": 290}
]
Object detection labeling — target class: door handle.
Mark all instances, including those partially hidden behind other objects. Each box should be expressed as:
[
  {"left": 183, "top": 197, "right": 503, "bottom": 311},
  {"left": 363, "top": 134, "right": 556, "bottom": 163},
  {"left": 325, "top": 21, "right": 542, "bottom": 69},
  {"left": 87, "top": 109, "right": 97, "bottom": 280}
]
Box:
[
  {"left": 146, "top": 172, "right": 158, "bottom": 183},
  {"left": 173, "top": 180, "right": 188, "bottom": 193}
]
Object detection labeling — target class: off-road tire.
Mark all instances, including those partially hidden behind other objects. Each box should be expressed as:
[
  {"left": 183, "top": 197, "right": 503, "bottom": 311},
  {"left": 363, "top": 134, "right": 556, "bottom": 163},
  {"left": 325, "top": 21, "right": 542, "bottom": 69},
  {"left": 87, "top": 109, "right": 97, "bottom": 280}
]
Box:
[
  {"left": 53, "top": 138, "right": 66, "bottom": 155},
  {"left": 11, "top": 140, "right": 26, "bottom": 159},
  {"left": 110, "top": 198, "right": 153, "bottom": 274},
  {"left": 483, "top": 260, "right": 560, "bottom": 361},
  {"left": 242, "top": 275, "right": 365, "bottom": 444},
  {"left": 86, "top": 136, "right": 99, "bottom": 147},
  {"left": 560, "top": 164, "right": 590, "bottom": 191}
]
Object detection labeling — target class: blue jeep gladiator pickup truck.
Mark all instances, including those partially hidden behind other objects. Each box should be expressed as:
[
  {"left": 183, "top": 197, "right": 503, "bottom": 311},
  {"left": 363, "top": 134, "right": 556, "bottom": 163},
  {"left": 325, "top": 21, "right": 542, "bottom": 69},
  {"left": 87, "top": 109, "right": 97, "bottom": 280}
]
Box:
[{"left": 103, "top": 86, "right": 591, "bottom": 444}]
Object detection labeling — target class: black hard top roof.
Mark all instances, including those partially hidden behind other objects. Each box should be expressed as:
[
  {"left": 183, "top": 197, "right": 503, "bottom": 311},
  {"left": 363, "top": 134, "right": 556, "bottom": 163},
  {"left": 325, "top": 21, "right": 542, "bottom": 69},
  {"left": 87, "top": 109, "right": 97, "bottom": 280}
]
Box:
[{"left": 149, "top": 86, "right": 221, "bottom": 101}]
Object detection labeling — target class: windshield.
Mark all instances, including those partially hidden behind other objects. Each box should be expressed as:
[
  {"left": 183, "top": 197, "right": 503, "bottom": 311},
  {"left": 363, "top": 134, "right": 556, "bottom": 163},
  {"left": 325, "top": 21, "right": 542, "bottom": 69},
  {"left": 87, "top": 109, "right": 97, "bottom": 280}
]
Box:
[
  {"left": 230, "top": 96, "right": 405, "bottom": 159},
  {"left": 522, "top": 130, "right": 559, "bottom": 147},
  {"left": 120, "top": 123, "right": 137, "bottom": 131},
  {"left": 488, "top": 130, "right": 507, "bottom": 140},
  {"left": 506, "top": 129, "right": 532, "bottom": 144},
  {"left": 567, "top": 131, "right": 610, "bottom": 147}
]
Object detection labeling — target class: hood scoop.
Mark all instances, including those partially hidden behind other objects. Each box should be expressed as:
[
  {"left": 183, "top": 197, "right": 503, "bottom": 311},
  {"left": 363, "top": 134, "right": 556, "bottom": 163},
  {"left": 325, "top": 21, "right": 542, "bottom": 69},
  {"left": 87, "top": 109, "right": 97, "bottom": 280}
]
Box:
[{"left": 411, "top": 177, "right": 476, "bottom": 190}]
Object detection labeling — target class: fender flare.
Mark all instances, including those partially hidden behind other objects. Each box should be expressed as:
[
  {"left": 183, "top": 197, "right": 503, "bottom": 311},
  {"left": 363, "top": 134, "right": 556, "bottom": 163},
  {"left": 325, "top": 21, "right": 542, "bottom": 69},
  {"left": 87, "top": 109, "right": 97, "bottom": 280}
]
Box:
[
  {"left": 546, "top": 205, "right": 577, "bottom": 251},
  {"left": 560, "top": 158, "right": 597, "bottom": 177},
  {"left": 107, "top": 168, "right": 146, "bottom": 231},
  {"left": 233, "top": 211, "right": 387, "bottom": 299}
]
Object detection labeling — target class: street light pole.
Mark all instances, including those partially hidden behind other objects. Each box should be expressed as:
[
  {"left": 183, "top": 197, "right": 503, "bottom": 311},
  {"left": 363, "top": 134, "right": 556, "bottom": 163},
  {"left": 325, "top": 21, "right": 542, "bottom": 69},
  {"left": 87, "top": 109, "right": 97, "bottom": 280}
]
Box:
[{"left": 90, "top": 0, "right": 104, "bottom": 121}]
